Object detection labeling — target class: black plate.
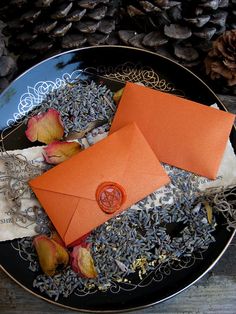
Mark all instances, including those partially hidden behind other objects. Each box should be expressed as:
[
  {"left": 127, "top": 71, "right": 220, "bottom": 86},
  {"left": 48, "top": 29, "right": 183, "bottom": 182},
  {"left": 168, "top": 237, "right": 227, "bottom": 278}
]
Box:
[{"left": 0, "top": 46, "right": 235, "bottom": 312}]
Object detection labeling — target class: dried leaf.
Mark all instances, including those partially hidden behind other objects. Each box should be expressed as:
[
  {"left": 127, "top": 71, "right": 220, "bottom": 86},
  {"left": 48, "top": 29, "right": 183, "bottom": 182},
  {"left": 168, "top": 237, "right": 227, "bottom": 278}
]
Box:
[
  {"left": 71, "top": 244, "right": 97, "bottom": 278},
  {"left": 64, "top": 120, "right": 106, "bottom": 140},
  {"left": 43, "top": 141, "right": 81, "bottom": 164},
  {"left": 204, "top": 201, "right": 213, "bottom": 224},
  {"left": 33, "top": 235, "right": 69, "bottom": 276},
  {"left": 25, "top": 109, "right": 64, "bottom": 144},
  {"left": 113, "top": 88, "right": 124, "bottom": 105},
  {"left": 115, "top": 259, "right": 128, "bottom": 272}
]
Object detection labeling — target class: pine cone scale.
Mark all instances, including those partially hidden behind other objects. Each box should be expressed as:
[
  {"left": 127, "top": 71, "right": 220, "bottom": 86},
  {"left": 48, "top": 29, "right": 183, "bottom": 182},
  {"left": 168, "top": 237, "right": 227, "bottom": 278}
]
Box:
[
  {"left": 50, "top": 3, "right": 73, "bottom": 19},
  {"left": 33, "top": 21, "right": 58, "bottom": 34},
  {"left": 0, "top": 0, "right": 120, "bottom": 71},
  {"left": 120, "top": 0, "right": 235, "bottom": 68},
  {"left": 66, "top": 9, "right": 87, "bottom": 22},
  {"left": 0, "top": 0, "right": 236, "bottom": 88}
]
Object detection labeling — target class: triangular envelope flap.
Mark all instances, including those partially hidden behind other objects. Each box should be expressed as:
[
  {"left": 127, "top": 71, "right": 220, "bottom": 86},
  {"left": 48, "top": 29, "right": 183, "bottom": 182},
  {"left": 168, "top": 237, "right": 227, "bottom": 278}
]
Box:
[
  {"left": 64, "top": 198, "right": 110, "bottom": 245},
  {"left": 29, "top": 124, "right": 137, "bottom": 200},
  {"left": 32, "top": 188, "right": 79, "bottom": 238},
  {"left": 121, "top": 124, "right": 170, "bottom": 198},
  {"left": 125, "top": 123, "right": 168, "bottom": 177}
]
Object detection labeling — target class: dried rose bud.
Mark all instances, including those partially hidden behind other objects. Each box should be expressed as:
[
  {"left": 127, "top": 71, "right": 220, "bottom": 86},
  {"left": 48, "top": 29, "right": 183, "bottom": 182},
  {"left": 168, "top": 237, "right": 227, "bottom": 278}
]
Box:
[
  {"left": 43, "top": 141, "right": 81, "bottom": 164},
  {"left": 71, "top": 244, "right": 97, "bottom": 278},
  {"left": 33, "top": 235, "right": 69, "bottom": 276},
  {"left": 25, "top": 109, "right": 64, "bottom": 144}
]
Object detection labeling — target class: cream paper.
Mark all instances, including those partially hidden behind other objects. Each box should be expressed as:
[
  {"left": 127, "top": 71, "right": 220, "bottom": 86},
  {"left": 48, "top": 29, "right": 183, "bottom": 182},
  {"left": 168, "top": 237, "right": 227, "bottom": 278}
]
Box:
[
  {"left": 198, "top": 104, "right": 236, "bottom": 190},
  {"left": 0, "top": 146, "right": 46, "bottom": 242}
]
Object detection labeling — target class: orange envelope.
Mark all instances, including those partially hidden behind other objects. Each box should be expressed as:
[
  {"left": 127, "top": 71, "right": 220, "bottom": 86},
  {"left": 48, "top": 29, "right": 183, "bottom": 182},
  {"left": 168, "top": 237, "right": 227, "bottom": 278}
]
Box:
[
  {"left": 110, "top": 82, "right": 235, "bottom": 179},
  {"left": 29, "top": 123, "right": 169, "bottom": 246}
]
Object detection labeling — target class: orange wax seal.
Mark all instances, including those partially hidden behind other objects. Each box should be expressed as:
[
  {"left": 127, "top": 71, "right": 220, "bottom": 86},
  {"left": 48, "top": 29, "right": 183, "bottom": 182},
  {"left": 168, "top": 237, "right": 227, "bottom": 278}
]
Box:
[{"left": 96, "top": 182, "right": 126, "bottom": 214}]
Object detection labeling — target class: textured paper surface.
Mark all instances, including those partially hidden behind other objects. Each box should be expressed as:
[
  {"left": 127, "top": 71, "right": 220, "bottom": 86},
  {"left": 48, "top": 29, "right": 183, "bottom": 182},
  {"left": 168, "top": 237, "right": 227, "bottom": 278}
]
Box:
[
  {"left": 29, "top": 123, "right": 170, "bottom": 246},
  {"left": 91, "top": 104, "right": 236, "bottom": 208},
  {"left": 110, "top": 82, "right": 235, "bottom": 179},
  {"left": 0, "top": 146, "right": 45, "bottom": 242}
]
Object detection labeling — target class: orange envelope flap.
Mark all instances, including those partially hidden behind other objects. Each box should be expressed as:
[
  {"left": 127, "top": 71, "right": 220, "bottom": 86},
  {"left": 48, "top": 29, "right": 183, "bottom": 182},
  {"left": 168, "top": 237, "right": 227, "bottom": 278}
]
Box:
[
  {"left": 29, "top": 123, "right": 170, "bottom": 246},
  {"left": 110, "top": 82, "right": 235, "bottom": 179}
]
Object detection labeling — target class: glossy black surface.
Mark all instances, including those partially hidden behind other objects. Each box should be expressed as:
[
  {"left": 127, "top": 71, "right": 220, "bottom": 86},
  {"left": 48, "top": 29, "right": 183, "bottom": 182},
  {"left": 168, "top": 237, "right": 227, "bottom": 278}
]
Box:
[{"left": 0, "top": 46, "right": 235, "bottom": 312}]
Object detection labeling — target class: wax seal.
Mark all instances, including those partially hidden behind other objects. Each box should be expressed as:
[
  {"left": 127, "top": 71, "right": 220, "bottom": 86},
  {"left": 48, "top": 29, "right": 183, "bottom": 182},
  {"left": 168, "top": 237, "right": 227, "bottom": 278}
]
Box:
[{"left": 96, "top": 182, "right": 126, "bottom": 214}]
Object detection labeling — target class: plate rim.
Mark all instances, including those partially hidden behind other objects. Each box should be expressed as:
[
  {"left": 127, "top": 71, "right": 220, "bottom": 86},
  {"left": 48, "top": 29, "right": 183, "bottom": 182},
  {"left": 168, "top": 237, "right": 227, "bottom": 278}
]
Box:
[
  {"left": 0, "top": 45, "right": 233, "bottom": 117},
  {"left": 0, "top": 45, "right": 235, "bottom": 312}
]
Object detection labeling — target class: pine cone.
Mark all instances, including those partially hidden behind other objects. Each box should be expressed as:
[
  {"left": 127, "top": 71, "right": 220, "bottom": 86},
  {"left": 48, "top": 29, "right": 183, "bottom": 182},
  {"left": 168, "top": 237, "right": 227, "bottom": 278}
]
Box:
[
  {"left": 0, "top": 0, "right": 121, "bottom": 72},
  {"left": 227, "top": 0, "right": 236, "bottom": 29},
  {"left": 204, "top": 29, "right": 236, "bottom": 87},
  {"left": 0, "top": 20, "right": 17, "bottom": 93},
  {"left": 118, "top": 0, "right": 233, "bottom": 67}
]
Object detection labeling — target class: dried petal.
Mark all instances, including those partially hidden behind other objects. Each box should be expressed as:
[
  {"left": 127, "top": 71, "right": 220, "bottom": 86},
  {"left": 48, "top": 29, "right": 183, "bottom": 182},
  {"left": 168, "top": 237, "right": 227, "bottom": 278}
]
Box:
[
  {"left": 25, "top": 109, "right": 64, "bottom": 144},
  {"left": 115, "top": 259, "right": 128, "bottom": 272},
  {"left": 43, "top": 141, "right": 81, "bottom": 164},
  {"left": 33, "top": 235, "right": 69, "bottom": 276},
  {"left": 71, "top": 244, "right": 97, "bottom": 278},
  {"left": 113, "top": 88, "right": 124, "bottom": 105},
  {"left": 50, "top": 230, "right": 65, "bottom": 247},
  {"left": 204, "top": 201, "right": 213, "bottom": 224}
]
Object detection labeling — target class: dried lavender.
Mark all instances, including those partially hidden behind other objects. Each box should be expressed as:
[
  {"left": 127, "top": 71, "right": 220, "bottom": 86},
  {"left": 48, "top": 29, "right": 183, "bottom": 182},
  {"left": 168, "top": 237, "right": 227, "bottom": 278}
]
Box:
[
  {"left": 11, "top": 237, "right": 39, "bottom": 272},
  {"left": 19, "top": 185, "right": 236, "bottom": 301},
  {"left": 162, "top": 164, "right": 200, "bottom": 206},
  {"left": 34, "top": 209, "right": 52, "bottom": 236},
  {"left": 33, "top": 267, "right": 84, "bottom": 301},
  {"left": 29, "top": 195, "right": 216, "bottom": 299},
  {"left": 84, "top": 195, "right": 216, "bottom": 290},
  {"left": 25, "top": 169, "right": 218, "bottom": 299},
  {"left": 27, "top": 80, "right": 116, "bottom": 136}
]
